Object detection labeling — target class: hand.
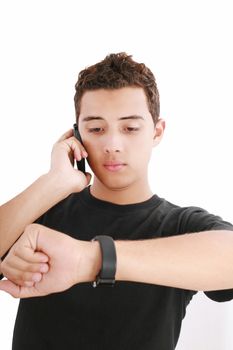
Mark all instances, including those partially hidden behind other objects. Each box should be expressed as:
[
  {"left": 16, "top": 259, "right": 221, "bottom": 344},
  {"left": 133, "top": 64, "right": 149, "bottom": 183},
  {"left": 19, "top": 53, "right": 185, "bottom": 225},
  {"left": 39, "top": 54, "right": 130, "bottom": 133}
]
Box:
[
  {"left": 0, "top": 224, "right": 101, "bottom": 298},
  {"left": 48, "top": 128, "right": 92, "bottom": 193}
]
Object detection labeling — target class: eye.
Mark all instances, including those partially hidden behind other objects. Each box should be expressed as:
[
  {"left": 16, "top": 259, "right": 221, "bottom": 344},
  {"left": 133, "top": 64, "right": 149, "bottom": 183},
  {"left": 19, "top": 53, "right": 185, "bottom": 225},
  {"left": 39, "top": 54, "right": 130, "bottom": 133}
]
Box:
[
  {"left": 126, "top": 127, "right": 140, "bottom": 132},
  {"left": 88, "top": 128, "right": 103, "bottom": 133}
]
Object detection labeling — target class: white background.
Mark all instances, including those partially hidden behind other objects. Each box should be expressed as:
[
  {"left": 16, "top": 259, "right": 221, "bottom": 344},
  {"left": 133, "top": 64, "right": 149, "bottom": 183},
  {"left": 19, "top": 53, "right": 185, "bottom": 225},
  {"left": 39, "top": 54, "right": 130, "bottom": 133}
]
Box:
[{"left": 0, "top": 0, "right": 233, "bottom": 349}]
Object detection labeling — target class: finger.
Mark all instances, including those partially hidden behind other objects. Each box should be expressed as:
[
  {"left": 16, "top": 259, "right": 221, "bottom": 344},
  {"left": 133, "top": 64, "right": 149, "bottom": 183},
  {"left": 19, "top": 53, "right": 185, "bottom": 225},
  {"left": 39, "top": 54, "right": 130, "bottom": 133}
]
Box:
[
  {"left": 72, "top": 139, "right": 88, "bottom": 161},
  {"left": 16, "top": 271, "right": 43, "bottom": 284},
  {"left": 7, "top": 255, "right": 49, "bottom": 274},
  {"left": 23, "top": 281, "right": 35, "bottom": 287},
  {"left": 62, "top": 137, "right": 87, "bottom": 162},
  {"left": 56, "top": 128, "right": 74, "bottom": 142},
  {"left": 0, "top": 279, "right": 40, "bottom": 299},
  {"left": 2, "top": 264, "right": 43, "bottom": 284},
  {"left": 81, "top": 149, "right": 88, "bottom": 159},
  {"left": 2, "top": 269, "right": 48, "bottom": 287},
  {"left": 34, "top": 252, "right": 49, "bottom": 262},
  {"left": 9, "top": 275, "right": 40, "bottom": 287},
  {"left": 14, "top": 245, "right": 49, "bottom": 264},
  {"left": 0, "top": 280, "right": 21, "bottom": 298}
]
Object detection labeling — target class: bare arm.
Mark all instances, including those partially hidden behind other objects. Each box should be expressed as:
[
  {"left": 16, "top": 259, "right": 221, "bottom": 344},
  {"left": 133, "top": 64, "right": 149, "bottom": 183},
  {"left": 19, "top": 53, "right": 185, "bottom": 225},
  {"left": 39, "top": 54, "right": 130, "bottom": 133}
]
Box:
[
  {"left": 0, "top": 172, "right": 72, "bottom": 258},
  {"left": 1, "top": 226, "right": 233, "bottom": 298},
  {"left": 115, "top": 230, "right": 233, "bottom": 291},
  {"left": 0, "top": 128, "right": 91, "bottom": 260}
]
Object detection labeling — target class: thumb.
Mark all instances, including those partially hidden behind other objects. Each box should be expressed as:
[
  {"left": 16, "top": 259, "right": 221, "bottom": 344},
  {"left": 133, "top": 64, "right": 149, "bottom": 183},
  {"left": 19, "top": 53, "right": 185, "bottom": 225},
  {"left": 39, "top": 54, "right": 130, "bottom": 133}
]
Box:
[
  {"left": 0, "top": 279, "right": 41, "bottom": 299},
  {"left": 0, "top": 280, "right": 20, "bottom": 298}
]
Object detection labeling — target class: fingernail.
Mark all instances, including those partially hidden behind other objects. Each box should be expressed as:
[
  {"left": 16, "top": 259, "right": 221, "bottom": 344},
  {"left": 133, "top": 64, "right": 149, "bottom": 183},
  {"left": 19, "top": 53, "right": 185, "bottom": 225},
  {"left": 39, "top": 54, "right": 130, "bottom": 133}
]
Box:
[
  {"left": 33, "top": 273, "right": 42, "bottom": 282},
  {"left": 40, "top": 264, "right": 48, "bottom": 273},
  {"left": 41, "top": 256, "right": 48, "bottom": 262}
]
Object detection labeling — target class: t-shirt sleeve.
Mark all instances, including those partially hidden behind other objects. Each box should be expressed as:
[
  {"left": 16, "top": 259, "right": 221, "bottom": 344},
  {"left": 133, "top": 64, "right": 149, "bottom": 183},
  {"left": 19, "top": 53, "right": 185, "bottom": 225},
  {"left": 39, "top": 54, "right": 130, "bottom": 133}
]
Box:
[
  {"left": 181, "top": 206, "right": 233, "bottom": 302},
  {"left": 180, "top": 206, "right": 233, "bottom": 233}
]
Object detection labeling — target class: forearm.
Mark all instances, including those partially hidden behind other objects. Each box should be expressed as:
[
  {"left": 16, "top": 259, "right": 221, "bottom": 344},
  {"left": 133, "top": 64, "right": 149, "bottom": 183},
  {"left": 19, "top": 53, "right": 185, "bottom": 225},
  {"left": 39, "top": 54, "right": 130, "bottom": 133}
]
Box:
[
  {"left": 0, "top": 172, "right": 72, "bottom": 257},
  {"left": 114, "top": 230, "right": 233, "bottom": 291}
]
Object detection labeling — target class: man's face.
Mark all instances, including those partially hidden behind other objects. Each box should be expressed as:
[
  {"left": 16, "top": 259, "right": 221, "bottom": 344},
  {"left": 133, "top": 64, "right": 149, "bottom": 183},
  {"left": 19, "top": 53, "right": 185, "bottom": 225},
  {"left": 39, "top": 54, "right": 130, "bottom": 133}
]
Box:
[{"left": 78, "top": 86, "right": 164, "bottom": 190}]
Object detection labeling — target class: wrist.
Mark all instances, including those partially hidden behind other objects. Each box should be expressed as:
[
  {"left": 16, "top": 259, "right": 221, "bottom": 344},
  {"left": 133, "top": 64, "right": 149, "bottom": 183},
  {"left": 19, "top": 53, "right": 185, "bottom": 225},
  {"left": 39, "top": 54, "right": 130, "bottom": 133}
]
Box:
[
  {"left": 114, "top": 240, "right": 129, "bottom": 282},
  {"left": 77, "top": 240, "right": 102, "bottom": 284},
  {"left": 44, "top": 171, "right": 74, "bottom": 197},
  {"left": 89, "top": 241, "right": 102, "bottom": 281}
]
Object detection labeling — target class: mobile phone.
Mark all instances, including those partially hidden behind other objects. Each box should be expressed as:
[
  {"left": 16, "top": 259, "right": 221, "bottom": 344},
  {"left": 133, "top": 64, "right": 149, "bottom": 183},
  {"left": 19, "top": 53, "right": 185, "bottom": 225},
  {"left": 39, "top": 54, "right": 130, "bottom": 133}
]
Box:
[{"left": 73, "top": 123, "right": 86, "bottom": 174}]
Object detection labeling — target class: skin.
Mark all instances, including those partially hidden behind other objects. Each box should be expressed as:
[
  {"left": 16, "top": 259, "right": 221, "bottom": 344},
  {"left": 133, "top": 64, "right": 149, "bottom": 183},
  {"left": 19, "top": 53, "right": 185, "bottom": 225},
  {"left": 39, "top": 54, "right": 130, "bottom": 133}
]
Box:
[
  {"left": 0, "top": 224, "right": 101, "bottom": 298},
  {"left": 0, "top": 86, "right": 166, "bottom": 297},
  {"left": 1, "top": 87, "right": 233, "bottom": 298},
  {"left": 78, "top": 86, "right": 165, "bottom": 204}
]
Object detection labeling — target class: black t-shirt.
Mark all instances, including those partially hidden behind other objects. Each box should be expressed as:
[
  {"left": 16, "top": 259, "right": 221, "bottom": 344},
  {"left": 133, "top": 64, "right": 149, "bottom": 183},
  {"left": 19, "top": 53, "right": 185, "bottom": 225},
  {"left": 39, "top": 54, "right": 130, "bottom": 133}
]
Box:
[{"left": 11, "top": 186, "right": 233, "bottom": 349}]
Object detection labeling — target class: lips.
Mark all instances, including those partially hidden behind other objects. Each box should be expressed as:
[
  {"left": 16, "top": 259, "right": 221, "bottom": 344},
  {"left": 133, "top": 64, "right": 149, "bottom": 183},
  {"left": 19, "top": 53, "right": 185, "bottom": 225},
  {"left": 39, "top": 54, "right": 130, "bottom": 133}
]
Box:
[
  {"left": 103, "top": 161, "right": 126, "bottom": 172},
  {"left": 104, "top": 161, "right": 126, "bottom": 166}
]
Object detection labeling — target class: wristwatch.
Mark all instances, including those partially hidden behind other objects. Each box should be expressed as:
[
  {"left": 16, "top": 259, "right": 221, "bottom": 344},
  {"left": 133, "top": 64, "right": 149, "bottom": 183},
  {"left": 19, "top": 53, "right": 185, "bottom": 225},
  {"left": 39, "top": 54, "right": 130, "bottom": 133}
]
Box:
[{"left": 91, "top": 235, "right": 117, "bottom": 287}]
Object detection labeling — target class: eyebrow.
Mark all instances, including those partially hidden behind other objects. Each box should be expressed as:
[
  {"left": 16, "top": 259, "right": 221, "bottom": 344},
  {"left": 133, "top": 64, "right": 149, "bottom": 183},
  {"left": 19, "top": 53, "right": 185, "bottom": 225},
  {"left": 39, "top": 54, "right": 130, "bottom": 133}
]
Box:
[{"left": 82, "top": 115, "right": 145, "bottom": 122}]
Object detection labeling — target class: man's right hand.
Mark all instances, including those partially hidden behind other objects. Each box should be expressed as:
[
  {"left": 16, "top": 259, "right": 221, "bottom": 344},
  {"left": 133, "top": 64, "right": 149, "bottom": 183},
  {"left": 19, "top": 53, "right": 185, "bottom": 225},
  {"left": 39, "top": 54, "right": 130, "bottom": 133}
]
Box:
[
  {"left": 48, "top": 128, "right": 92, "bottom": 193},
  {"left": 0, "top": 127, "right": 91, "bottom": 259}
]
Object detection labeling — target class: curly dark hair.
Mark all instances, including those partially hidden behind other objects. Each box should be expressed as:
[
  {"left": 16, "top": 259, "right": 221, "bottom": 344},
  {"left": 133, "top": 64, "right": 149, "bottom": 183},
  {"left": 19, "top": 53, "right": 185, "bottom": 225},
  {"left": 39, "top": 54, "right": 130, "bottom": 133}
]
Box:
[{"left": 74, "top": 52, "right": 160, "bottom": 126}]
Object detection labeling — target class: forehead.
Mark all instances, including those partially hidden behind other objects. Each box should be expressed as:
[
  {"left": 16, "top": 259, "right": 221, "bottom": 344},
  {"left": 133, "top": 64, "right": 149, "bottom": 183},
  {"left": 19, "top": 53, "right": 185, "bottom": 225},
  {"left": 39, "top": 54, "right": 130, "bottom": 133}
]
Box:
[{"left": 79, "top": 87, "right": 151, "bottom": 121}]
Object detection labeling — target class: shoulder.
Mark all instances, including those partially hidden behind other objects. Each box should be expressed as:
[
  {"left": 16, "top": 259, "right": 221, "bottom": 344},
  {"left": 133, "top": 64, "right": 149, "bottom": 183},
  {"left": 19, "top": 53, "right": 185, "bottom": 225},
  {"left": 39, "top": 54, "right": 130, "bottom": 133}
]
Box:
[{"left": 154, "top": 196, "right": 233, "bottom": 234}]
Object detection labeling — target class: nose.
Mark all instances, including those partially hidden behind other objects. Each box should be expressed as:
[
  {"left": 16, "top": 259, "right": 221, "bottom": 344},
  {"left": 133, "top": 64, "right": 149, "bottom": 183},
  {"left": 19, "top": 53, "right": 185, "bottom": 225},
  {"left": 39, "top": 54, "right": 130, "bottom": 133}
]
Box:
[{"left": 102, "top": 134, "right": 123, "bottom": 154}]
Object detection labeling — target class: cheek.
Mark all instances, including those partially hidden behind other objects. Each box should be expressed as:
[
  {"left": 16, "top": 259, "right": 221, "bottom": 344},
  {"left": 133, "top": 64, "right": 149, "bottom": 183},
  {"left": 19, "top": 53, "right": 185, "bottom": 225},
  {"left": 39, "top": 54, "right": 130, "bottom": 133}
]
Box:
[
  {"left": 83, "top": 141, "right": 96, "bottom": 157},
  {"left": 85, "top": 144, "right": 101, "bottom": 171},
  {"left": 127, "top": 144, "right": 153, "bottom": 173},
  {"left": 86, "top": 150, "right": 97, "bottom": 166}
]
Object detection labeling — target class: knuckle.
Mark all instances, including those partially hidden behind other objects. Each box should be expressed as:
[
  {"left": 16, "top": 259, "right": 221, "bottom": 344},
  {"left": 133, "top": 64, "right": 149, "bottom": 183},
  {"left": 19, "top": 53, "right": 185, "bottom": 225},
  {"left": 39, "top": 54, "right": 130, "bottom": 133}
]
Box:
[
  {"left": 24, "top": 223, "right": 42, "bottom": 236},
  {"left": 18, "top": 279, "right": 27, "bottom": 287},
  {"left": 12, "top": 245, "right": 20, "bottom": 256},
  {"left": 31, "top": 264, "right": 40, "bottom": 272},
  {"left": 71, "top": 136, "right": 81, "bottom": 146},
  {"left": 24, "top": 224, "right": 33, "bottom": 232},
  {"left": 22, "top": 272, "right": 30, "bottom": 281},
  {"left": 25, "top": 262, "right": 32, "bottom": 271}
]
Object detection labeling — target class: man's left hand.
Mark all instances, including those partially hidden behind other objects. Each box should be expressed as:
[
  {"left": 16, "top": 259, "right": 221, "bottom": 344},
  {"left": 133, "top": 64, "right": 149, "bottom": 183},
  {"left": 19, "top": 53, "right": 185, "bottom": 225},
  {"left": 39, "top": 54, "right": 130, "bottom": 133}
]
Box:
[{"left": 0, "top": 224, "right": 101, "bottom": 298}]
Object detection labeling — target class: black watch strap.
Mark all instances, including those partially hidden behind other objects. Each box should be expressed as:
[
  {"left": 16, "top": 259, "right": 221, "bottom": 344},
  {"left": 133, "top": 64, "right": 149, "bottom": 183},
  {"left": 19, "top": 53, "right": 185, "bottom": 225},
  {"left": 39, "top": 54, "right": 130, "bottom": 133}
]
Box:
[{"left": 91, "top": 235, "right": 117, "bottom": 287}]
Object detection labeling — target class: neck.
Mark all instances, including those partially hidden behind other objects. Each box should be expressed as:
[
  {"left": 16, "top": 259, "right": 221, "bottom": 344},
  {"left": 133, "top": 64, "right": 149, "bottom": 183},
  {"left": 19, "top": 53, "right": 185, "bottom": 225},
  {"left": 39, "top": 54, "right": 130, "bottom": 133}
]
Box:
[{"left": 90, "top": 177, "right": 153, "bottom": 205}]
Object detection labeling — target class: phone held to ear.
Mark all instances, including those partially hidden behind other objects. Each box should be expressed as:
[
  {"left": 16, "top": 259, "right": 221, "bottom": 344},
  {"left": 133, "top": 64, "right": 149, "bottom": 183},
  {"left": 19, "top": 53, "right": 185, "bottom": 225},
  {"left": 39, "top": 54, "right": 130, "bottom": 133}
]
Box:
[{"left": 73, "top": 123, "right": 86, "bottom": 174}]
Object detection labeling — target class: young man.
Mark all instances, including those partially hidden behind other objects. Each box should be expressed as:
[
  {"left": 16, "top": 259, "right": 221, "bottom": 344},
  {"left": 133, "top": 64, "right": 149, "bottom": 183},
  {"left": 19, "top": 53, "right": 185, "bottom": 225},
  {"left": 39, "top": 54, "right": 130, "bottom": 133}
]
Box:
[{"left": 1, "top": 52, "right": 233, "bottom": 350}]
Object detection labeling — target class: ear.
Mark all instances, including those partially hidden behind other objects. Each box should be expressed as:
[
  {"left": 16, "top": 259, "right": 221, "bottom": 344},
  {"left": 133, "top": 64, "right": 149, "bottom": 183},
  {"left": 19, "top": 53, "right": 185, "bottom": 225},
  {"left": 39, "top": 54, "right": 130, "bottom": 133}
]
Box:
[{"left": 152, "top": 119, "right": 166, "bottom": 147}]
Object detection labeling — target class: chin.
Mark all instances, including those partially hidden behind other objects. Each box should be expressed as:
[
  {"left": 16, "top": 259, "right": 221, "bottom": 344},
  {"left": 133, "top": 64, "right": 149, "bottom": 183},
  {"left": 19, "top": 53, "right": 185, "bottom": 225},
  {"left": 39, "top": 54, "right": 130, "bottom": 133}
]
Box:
[{"left": 96, "top": 174, "right": 134, "bottom": 191}]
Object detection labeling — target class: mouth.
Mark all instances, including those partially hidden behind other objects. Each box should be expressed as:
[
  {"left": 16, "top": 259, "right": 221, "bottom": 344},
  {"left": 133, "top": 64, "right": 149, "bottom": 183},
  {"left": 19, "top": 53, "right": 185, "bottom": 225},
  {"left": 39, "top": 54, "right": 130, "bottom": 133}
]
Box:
[{"left": 103, "top": 163, "right": 127, "bottom": 172}]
